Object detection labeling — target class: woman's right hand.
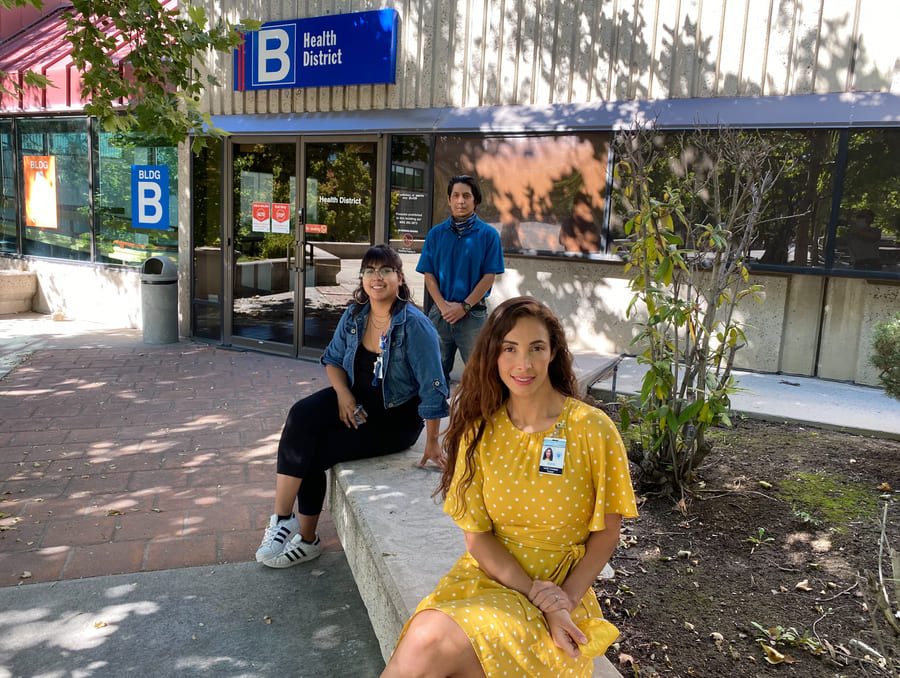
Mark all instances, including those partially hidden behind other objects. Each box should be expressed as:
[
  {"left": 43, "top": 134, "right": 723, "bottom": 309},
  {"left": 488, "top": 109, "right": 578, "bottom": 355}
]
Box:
[
  {"left": 336, "top": 389, "right": 360, "bottom": 428},
  {"left": 545, "top": 609, "right": 587, "bottom": 659}
]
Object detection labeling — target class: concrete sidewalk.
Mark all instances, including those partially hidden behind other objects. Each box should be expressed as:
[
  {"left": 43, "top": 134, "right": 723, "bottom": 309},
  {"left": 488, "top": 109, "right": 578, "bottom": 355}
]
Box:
[
  {"left": 0, "top": 314, "right": 384, "bottom": 676},
  {"left": 2, "top": 311, "right": 899, "bottom": 677}
]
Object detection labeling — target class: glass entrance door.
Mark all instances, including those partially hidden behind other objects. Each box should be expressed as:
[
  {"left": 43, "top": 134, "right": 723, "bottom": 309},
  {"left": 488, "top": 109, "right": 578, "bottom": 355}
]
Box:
[
  {"left": 224, "top": 137, "right": 380, "bottom": 356},
  {"left": 300, "top": 139, "right": 378, "bottom": 351},
  {"left": 229, "top": 141, "right": 298, "bottom": 353}
]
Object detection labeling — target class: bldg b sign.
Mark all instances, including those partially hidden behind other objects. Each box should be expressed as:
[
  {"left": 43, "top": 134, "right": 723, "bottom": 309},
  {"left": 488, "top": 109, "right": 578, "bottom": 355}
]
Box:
[
  {"left": 132, "top": 165, "right": 170, "bottom": 230},
  {"left": 234, "top": 9, "right": 398, "bottom": 91}
]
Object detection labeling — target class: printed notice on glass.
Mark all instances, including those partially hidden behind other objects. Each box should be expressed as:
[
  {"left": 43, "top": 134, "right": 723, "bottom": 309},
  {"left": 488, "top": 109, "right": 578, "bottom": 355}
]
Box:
[
  {"left": 252, "top": 202, "right": 271, "bottom": 233},
  {"left": 23, "top": 156, "right": 58, "bottom": 229},
  {"left": 272, "top": 203, "right": 291, "bottom": 234}
]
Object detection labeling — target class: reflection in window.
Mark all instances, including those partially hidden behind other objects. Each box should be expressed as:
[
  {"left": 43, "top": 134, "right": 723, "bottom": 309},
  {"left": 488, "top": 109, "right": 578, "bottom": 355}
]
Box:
[
  {"left": 610, "top": 128, "right": 842, "bottom": 270},
  {"left": 434, "top": 133, "right": 611, "bottom": 256},
  {"left": 18, "top": 118, "right": 90, "bottom": 261},
  {"left": 95, "top": 132, "right": 179, "bottom": 266},
  {"left": 834, "top": 129, "right": 900, "bottom": 273},
  {"left": 0, "top": 121, "right": 15, "bottom": 254},
  {"left": 750, "top": 130, "right": 839, "bottom": 268},
  {"left": 192, "top": 139, "right": 223, "bottom": 340}
]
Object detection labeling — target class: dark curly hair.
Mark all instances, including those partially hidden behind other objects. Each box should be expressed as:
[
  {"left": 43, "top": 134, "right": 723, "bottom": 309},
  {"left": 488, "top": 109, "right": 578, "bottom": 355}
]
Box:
[{"left": 350, "top": 244, "right": 414, "bottom": 317}]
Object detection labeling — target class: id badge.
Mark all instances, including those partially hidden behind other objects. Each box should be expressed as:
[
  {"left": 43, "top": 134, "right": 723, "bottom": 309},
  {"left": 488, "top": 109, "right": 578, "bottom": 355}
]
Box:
[{"left": 539, "top": 437, "right": 566, "bottom": 475}]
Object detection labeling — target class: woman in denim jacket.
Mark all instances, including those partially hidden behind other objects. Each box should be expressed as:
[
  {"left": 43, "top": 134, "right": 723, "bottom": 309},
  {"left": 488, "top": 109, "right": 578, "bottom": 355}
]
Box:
[{"left": 255, "top": 244, "right": 449, "bottom": 568}]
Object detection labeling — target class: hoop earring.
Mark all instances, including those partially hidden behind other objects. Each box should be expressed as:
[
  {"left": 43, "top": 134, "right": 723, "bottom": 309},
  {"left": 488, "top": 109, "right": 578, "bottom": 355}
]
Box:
[{"left": 396, "top": 291, "right": 410, "bottom": 302}]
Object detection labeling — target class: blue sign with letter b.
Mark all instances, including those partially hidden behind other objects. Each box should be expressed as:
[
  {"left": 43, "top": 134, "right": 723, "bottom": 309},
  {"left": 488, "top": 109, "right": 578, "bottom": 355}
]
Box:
[
  {"left": 234, "top": 9, "right": 398, "bottom": 91},
  {"left": 131, "top": 165, "right": 170, "bottom": 230}
]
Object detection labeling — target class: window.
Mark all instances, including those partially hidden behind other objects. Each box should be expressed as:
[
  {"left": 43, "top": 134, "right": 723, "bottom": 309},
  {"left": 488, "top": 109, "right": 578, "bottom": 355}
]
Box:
[
  {"left": 833, "top": 129, "right": 900, "bottom": 274},
  {"left": 18, "top": 118, "right": 91, "bottom": 260},
  {"left": 94, "top": 132, "right": 179, "bottom": 266},
  {"left": 389, "top": 135, "right": 431, "bottom": 242},
  {"left": 0, "top": 121, "right": 15, "bottom": 254},
  {"left": 608, "top": 127, "right": 898, "bottom": 278},
  {"left": 191, "top": 139, "right": 224, "bottom": 341},
  {"left": 434, "top": 133, "right": 612, "bottom": 257}
]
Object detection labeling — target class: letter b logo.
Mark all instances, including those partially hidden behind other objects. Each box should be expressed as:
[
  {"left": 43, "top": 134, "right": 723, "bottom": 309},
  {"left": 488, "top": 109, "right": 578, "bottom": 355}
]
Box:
[{"left": 256, "top": 25, "right": 296, "bottom": 85}]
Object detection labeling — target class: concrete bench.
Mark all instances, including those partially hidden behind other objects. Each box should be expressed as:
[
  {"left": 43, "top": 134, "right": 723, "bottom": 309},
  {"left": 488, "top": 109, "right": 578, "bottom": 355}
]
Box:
[
  {"left": 329, "top": 353, "right": 626, "bottom": 677},
  {"left": 0, "top": 271, "right": 37, "bottom": 314}
]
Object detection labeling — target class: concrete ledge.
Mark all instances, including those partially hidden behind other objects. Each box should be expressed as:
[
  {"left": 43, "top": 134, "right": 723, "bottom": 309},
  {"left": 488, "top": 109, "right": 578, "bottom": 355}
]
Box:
[
  {"left": 0, "top": 271, "right": 37, "bottom": 314},
  {"left": 329, "top": 353, "right": 625, "bottom": 677}
]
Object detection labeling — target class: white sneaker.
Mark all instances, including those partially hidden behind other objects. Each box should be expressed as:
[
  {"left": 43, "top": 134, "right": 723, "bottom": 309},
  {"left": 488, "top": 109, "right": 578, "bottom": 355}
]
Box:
[
  {"left": 255, "top": 514, "right": 299, "bottom": 563},
  {"left": 263, "top": 532, "right": 321, "bottom": 568}
]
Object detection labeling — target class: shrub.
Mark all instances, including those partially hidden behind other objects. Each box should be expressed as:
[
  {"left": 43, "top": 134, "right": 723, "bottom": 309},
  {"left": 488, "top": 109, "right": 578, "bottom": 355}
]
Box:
[{"left": 871, "top": 312, "right": 900, "bottom": 400}]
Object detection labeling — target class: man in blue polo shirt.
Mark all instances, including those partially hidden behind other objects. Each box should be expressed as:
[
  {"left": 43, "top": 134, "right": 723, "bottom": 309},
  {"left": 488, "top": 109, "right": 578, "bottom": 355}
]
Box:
[{"left": 417, "top": 175, "right": 504, "bottom": 381}]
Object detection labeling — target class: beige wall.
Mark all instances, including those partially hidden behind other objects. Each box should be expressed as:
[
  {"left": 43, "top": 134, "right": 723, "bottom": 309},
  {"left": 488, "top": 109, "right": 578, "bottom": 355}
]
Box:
[
  {"left": 198, "top": 0, "right": 899, "bottom": 115},
  {"left": 0, "top": 258, "right": 141, "bottom": 328}
]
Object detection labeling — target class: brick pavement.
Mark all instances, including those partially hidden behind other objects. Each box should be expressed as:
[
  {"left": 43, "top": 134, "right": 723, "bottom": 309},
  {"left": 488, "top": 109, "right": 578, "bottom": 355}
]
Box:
[{"left": 0, "top": 344, "right": 342, "bottom": 587}]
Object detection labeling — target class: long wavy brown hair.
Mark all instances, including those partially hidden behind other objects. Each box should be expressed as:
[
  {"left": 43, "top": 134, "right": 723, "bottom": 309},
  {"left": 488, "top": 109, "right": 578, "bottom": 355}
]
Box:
[{"left": 438, "top": 296, "right": 579, "bottom": 516}]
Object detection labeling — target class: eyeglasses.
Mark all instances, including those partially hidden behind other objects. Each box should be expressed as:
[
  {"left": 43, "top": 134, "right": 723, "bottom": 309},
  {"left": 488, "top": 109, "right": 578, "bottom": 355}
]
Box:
[{"left": 361, "top": 266, "right": 397, "bottom": 279}]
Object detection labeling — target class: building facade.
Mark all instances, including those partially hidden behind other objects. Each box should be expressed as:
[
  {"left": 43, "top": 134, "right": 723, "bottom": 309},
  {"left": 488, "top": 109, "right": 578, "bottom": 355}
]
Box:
[{"left": 1, "top": 1, "right": 899, "bottom": 384}]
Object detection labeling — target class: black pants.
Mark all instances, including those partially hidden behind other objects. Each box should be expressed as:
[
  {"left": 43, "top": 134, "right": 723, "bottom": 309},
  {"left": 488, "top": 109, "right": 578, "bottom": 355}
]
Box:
[{"left": 275, "top": 387, "right": 424, "bottom": 515}]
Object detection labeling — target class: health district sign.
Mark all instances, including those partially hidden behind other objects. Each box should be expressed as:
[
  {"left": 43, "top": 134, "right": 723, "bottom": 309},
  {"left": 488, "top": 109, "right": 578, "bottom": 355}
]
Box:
[{"left": 233, "top": 9, "right": 399, "bottom": 91}]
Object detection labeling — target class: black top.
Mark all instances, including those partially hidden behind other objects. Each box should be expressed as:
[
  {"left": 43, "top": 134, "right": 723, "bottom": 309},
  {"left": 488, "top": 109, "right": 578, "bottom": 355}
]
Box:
[{"left": 353, "top": 344, "right": 421, "bottom": 421}]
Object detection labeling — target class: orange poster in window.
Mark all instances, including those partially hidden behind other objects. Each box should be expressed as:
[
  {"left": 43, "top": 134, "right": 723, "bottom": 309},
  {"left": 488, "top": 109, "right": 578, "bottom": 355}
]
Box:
[{"left": 23, "top": 156, "right": 58, "bottom": 229}]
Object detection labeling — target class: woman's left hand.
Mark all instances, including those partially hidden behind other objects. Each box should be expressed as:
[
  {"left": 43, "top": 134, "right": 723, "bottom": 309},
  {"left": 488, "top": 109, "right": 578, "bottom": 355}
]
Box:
[
  {"left": 417, "top": 437, "right": 445, "bottom": 469},
  {"left": 545, "top": 609, "right": 587, "bottom": 659},
  {"left": 529, "top": 579, "right": 573, "bottom": 613}
]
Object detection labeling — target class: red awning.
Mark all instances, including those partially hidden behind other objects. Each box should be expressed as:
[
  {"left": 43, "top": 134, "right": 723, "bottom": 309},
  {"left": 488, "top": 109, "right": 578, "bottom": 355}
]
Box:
[{"left": 0, "top": 1, "right": 176, "bottom": 113}]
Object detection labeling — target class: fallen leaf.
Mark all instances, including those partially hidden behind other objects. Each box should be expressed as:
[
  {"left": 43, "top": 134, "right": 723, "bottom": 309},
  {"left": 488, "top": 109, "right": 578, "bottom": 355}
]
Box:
[
  {"left": 617, "top": 653, "right": 634, "bottom": 666},
  {"left": 20, "top": 571, "right": 31, "bottom": 579},
  {"left": 877, "top": 482, "right": 891, "bottom": 491},
  {"left": 107, "top": 509, "right": 124, "bottom": 516},
  {"left": 795, "top": 579, "right": 812, "bottom": 591},
  {"left": 710, "top": 632, "right": 724, "bottom": 641},
  {"left": 760, "top": 643, "right": 796, "bottom": 664},
  {"left": 263, "top": 616, "right": 272, "bottom": 625},
  {"left": 759, "top": 480, "right": 772, "bottom": 489},
  {"left": 673, "top": 498, "right": 688, "bottom": 516}
]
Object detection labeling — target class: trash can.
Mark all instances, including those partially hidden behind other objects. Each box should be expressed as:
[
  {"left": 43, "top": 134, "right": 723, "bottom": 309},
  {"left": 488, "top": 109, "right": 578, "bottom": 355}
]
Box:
[{"left": 140, "top": 256, "right": 178, "bottom": 344}]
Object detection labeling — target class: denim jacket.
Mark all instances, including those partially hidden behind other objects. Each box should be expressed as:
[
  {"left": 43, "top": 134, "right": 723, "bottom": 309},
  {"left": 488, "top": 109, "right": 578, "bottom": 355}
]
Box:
[{"left": 320, "top": 302, "right": 449, "bottom": 420}]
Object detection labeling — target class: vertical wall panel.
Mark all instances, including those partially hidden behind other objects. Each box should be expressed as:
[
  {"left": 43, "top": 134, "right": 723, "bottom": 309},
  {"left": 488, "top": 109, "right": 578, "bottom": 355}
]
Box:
[
  {"left": 513, "top": 0, "right": 537, "bottom": 104},
  {"left": 532, "top": 0, "right": 555, "bottom": 105},
  {"left": 635, "top": 0, "right": 660, "bottom": 99},
  {"left": 739, "top": 0, "right": 771, "bottom": 96},
  {"left": 482, "top": 0, "right": 502, "bottom": 105},
  {"left": 609, "top": 0, "right": 637, "bottom": 100},
  {"left": 496, "top": 0, "right": 514, "bottom": 104},
  {"left": 790, "top": 0, "right": 823, "bottom": 94},
  {"left": 551, "top": 0, "right": 576, "bottom": 103},
  {"left": 852, "top": 0, "right": 900, "bottom": 93},
  {"left": 459, "top": 0, "right": 488, "bottom": 106},
  {"left": 571, "top": 2, "right": 594, "bottom": 102},
  {"left": 695, "top": 0, "right": 723, "bottom": 97}
]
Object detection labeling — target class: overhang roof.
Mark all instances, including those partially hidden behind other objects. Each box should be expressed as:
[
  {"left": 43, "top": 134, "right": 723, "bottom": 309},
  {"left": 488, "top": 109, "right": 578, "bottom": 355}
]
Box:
[
  {"left": 0, "top": 1, "right": 175, "bottom": 113},
  {"left": 210, "top": 91, "right": 900, "bottom": 137}
]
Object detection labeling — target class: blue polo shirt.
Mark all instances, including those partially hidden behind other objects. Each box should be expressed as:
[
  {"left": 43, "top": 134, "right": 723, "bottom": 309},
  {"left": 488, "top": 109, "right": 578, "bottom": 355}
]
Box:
[{"left": 416, "top": 216, "right": 504, "bottom": 303}]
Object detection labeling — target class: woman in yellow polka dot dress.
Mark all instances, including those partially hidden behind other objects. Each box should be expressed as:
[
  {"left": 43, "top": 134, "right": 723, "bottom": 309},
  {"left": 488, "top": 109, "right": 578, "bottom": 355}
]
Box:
[{"left": 383, "top": 296, "right": 638, "bottom": 678}]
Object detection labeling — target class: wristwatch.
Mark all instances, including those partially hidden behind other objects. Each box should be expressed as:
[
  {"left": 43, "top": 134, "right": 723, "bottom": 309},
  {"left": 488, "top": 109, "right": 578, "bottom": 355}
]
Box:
[{"left": 462, "top": 301, "right": 472, "bottom": 315}]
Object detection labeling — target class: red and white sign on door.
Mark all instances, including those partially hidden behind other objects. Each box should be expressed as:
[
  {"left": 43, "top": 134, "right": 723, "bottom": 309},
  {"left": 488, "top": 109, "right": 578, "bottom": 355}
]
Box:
[
  {"left": 252, "top": 202, "right": 271, "bottom": 233},
  {"left": 272, "top": 203, "right": 291, "bottom": 234}
]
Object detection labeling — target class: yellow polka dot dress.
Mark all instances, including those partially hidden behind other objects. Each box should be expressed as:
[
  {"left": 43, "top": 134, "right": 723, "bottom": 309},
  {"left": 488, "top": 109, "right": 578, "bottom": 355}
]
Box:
[{"left": 400, "top": 397, "right": 638, "bottom": 677}]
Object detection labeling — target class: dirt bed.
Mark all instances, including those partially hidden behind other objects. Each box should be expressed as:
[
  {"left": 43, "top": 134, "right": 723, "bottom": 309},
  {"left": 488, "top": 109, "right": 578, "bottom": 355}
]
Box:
[{"left": 597, "top": 418, "right": 900, "bottom": 677}]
